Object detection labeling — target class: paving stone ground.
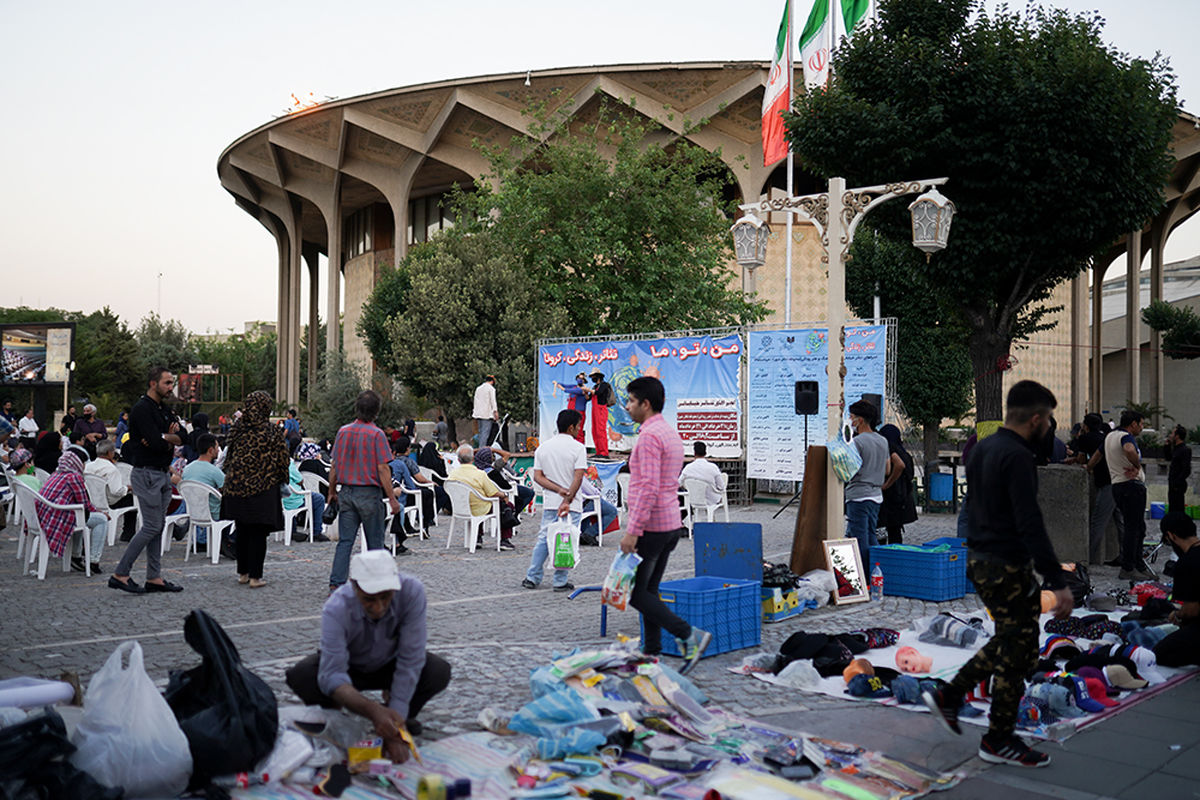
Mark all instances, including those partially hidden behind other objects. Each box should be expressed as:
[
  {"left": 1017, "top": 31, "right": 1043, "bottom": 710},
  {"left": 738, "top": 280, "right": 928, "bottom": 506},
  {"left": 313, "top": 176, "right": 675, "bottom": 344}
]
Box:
[{"left": 1, "top": 501, "right": 1193, "bottom": 797}]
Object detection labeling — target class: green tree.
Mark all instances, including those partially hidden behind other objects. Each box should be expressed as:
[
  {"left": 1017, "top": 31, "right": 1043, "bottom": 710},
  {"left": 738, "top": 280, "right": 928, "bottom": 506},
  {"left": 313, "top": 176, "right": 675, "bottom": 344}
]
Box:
[
  {"left": 845, "top": 233, "right": 974, "bottom": 463},
  {"left": 455, "top": 97, "right": 767, "bottom": 336},
  {"left": 1142, "top": 299, "right": 1200, "bottom": 359},
  {"left": 784, "top": 0, "right": 1177, "bottom": 419},
  {"left": 135, "top": 312, "right": 195, "bottom": 375},
  {"left": 366, "top": 230, "right": 568, "bottom": 425},
  {"left": 357, "top": 261, "right": 410, "bottom": 372},
  {"left": 306, "top": 349, "right": 366, "bottom": 441}
]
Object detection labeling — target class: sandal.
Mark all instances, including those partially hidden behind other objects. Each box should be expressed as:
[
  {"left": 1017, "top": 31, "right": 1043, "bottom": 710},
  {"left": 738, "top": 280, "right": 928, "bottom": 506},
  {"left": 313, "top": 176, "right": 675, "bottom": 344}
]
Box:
[
  {"left": 238, "top": 574, "right": 250, "bottom": 584},
  {"left": 249, "top": 578, "right": 268, "bottom": 589}
]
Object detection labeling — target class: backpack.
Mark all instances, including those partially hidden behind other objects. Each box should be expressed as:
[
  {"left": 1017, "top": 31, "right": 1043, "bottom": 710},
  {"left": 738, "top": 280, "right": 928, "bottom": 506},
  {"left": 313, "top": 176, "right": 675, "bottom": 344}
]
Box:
[{"left": 597, "top": 381, "right": 616, "bottom": 407}]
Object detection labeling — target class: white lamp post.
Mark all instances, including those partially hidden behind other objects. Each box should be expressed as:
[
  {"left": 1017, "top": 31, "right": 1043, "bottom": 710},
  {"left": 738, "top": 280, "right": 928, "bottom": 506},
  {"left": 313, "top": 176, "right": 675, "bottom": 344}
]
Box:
[
  {"left": 737, "top": 177, "right": 953, "bottom": 539},
  {"left": 731, "top": 212, "right": 771, "bottom": 295}
]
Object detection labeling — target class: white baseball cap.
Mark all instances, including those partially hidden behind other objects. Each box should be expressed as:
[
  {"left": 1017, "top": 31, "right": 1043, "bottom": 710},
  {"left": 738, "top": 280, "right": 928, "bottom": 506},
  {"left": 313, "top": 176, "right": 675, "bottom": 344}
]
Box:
[{"left": 349, "top": 550, "right": 401, "bottom": 595}]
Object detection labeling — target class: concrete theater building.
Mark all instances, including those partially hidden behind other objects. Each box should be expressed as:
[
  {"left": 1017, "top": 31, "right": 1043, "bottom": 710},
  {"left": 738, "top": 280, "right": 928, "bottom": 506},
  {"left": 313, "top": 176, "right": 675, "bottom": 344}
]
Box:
[{"left": 217, "top": 62, "right": 1200, "bottom": 425}]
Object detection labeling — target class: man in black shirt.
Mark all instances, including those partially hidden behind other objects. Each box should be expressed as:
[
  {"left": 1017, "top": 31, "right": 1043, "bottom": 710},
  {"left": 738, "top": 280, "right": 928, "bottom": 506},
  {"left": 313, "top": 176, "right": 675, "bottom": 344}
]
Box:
[
  {"left": 1154, "top": 512, "right": 1200, "bottom": 667},
  {"left": 923, "top": 380, "right": 1073, "bottom": 768},
  {"left": 1078, "top": 413, "right": 1124, "bottom": 564},
  {"left": 110, "top": 366, "right": 185, "bottom": 595},
  {"left": 1168, "top": 425, "right": 1192, "bottom": 515}
]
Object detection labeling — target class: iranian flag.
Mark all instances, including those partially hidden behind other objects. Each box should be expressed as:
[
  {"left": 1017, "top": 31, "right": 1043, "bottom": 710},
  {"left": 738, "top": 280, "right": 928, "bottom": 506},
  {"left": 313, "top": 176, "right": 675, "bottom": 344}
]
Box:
[
  {"left": 761, "top": 0, "right": 791, "bottom": 166},
  {"left": 799, "top": 0, "right": 832, "bottom": 90}
]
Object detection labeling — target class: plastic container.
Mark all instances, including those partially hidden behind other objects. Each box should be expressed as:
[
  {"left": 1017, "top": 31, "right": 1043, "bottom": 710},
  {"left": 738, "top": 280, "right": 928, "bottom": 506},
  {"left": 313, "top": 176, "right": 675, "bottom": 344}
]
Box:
[
  {"left": 762, "top": 586, "right": 806, "bottom": 623},
  {"left": 1150, "top": 502, "right": 1166, "bottom": 520},
  {"left": 928, "top": 473, "right": 954, "bottom": 502},
  {"left": 641, "top": 576, "right": 761, "bottom": 657},
  {"left": 870, "top": 563, "right": 884, "bottom": 602},
  {"left": 870, "top": 540, "right": 968, "bottom": 601}
]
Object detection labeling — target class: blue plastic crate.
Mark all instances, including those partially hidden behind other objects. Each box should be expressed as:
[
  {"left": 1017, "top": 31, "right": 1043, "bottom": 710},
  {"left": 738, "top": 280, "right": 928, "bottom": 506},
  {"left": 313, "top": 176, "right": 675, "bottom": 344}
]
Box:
[
  {"left": 871, "top": 541, "right": 967, "bottom": 602},
  {"left": 641, "top": 576, "right": 761, "bottom": 657},
  {"left": 925, "top": 537, "right": 975, "bottom": 592}
]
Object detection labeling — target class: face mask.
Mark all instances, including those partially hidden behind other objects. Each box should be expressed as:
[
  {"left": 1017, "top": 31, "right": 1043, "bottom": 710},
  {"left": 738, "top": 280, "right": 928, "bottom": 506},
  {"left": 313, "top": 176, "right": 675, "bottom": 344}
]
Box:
[{"left": 576, "top": 378, "right": 586, "bottom": 386}]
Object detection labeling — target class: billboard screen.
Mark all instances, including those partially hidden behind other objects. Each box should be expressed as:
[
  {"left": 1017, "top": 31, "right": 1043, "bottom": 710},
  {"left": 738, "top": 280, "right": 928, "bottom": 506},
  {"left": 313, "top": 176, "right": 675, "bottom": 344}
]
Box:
[{"left": 1, "top": 324, "right": 74, "bottom": 385}]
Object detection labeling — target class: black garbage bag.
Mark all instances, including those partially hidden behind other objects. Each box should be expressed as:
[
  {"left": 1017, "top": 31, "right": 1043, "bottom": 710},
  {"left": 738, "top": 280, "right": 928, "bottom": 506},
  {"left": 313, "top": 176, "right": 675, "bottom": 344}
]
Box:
[
  {"left": 0, "top": 708, "right": 123, "bottom": 800},
  {"left": 164, "top": 610, "right": 278, "bottom": 789}
]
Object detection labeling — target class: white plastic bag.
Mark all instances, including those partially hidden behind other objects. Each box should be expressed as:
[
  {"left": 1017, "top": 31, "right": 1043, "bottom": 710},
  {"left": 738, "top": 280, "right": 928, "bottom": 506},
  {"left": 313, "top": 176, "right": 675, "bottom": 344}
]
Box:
[
  {"left": 71, "top": 641, "right": 192, "bottom": 798},
  {"left": 548, "top": 518, "right": 580, "bottom": 569}
]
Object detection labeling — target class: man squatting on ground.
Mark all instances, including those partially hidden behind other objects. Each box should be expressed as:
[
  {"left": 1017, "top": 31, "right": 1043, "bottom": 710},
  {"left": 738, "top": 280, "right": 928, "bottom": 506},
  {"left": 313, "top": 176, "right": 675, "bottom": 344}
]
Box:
[
  {"left": 924, "top": 380, "right": 1074, "bottom": 768},
  {"left": 286, "top": 550, "right": 450, "bottom": 762}
]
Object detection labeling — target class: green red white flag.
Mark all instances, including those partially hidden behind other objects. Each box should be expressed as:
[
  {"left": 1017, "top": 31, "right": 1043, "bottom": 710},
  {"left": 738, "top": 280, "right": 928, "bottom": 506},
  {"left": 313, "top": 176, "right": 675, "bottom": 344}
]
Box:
[
  {"left": 799, "top": 0, "right": 832, "bottom": 90},
  {"left": 761, "top": 0, "right": 791, "bottom": 166}
]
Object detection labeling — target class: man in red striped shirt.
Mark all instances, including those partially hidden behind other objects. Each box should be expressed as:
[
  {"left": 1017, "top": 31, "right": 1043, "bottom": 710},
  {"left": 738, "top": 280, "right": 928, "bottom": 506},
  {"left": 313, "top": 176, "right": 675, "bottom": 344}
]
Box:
[{"left": 619, "top": 376, "right": 711, "bottom": 674}]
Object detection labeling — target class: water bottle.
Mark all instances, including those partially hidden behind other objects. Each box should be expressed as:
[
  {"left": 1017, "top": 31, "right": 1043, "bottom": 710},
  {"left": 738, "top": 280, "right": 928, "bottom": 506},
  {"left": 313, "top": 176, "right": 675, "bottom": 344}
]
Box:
[{"left": 870, "top": 562, "right": 884, "bottom": 602}]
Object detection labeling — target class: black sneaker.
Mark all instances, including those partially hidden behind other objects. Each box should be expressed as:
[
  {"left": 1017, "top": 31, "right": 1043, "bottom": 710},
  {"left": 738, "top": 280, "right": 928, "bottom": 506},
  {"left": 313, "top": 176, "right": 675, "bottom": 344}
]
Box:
[
  {"left": 1104, "top": 557, "right": 1123, "bottom": 567},
  {"left": 396, "top": 545, "right": 412, "bottom": 556},
  {"left": 70, "top": 557, "right": 86, "bottom": 573},
  {"left": 521, "top": 579, "right": 538, "bottom": 589},
  {"left": 89, "top": 563, "right": 103, "bottom": 575},
  {"left": 978, "top": 733, "right": 1050, "bottom": 767},
  {"left": 406, "top": 719, "right": 423, "bottom": 737},
  {"left": 313, "top": 533, "right": 331, "bottom": 542},
  {"left": 553, "top": 582, "right": 575, "bottom": 592},
  {"left": 499, "top": 540, "right": 515, "bottom": 551},
  {"left": 921, "top": 688, "right": 962, "bottom": 735}
]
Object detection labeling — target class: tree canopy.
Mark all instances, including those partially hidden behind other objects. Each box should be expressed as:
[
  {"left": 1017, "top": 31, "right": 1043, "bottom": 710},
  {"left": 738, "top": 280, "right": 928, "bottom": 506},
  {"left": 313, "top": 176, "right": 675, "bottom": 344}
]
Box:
[
  {"left": 368, "top": 230, "right": 568, "bottom": 421},
  {"left": 454, "top": 98, "right": 767, "bottom": 336},
  {"left": 1143, "top": 299, "right": 1200, "bottom": 359},
  {"left": 784, "top": 0, "right": 1177, "bottom": 419}
]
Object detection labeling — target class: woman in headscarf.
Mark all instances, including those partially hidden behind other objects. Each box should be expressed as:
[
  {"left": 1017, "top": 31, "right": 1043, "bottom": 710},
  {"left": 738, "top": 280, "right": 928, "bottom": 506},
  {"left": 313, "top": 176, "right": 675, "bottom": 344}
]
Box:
[
  {"left": 221, "top": 391, "right": 289, "bottom": 588},
  {"left": 295, "top": 440, "right": 329, "bottom": 481},
  {"left": 33, "top": 431, "right": 62, "bottom": 474},
  {"left": 473, "top": 445, "right": 526, "bottom": 550},
  {"left": 36, "top": 448, "right": 108, "bottom": 574},
  {"left": 419, "top": 441, "right": 452, "bottom": 513},
  {"left": 877, "top": 424, "right": 918, "bottom": 544}
]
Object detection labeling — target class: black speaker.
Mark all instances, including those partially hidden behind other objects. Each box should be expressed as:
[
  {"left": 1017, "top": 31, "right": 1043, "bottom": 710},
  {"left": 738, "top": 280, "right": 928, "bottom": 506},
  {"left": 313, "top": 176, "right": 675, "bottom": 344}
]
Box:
[{"left": 794, "top": 380, "right": 819, "bottom": 415}]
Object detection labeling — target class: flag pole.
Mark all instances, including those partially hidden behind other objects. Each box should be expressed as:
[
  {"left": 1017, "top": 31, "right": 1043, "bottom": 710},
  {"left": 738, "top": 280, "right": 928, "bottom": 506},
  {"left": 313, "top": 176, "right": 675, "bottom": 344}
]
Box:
[{"left": 783, "top": 0, "right": 794, "bottom": 327}]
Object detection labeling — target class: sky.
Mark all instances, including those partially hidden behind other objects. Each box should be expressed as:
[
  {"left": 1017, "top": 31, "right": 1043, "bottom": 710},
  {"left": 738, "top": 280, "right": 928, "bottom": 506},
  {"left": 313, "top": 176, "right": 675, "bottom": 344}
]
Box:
[{"left": 3, "top": 0, "right": 1198, "bottom": 334}]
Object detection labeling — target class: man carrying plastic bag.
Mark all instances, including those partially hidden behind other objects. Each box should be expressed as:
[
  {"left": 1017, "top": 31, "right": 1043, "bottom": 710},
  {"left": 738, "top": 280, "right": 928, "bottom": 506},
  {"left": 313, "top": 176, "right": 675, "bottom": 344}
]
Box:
[{"left": 522, "top": 409, "right": 587, "bottom": 592}]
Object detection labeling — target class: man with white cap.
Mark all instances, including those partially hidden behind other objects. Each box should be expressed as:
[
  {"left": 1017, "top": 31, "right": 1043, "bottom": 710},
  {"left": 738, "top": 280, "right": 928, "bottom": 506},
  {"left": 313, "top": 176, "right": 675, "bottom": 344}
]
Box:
[{"left": 285, "top": 550, "right": 450, "bottom": 762}]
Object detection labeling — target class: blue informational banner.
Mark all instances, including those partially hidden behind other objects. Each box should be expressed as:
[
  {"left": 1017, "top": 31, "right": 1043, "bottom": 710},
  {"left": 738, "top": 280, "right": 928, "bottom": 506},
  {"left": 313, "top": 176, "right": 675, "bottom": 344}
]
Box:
[
  {"left": 537, "top": 334, "right": 743, "bottom": 457},
  {"left": 746, "top": 325, "right": 887, "bottom": 481}
]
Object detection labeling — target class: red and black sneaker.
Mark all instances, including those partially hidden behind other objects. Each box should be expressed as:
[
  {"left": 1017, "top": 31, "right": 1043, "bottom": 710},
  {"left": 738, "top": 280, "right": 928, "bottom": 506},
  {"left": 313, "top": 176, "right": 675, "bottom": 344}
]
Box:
[
  {"left": 921, "top": 688, "right": 962, "bottom": 736},
  {"left": 978, "top": 733, "right": 1051, "bottom": 768}
]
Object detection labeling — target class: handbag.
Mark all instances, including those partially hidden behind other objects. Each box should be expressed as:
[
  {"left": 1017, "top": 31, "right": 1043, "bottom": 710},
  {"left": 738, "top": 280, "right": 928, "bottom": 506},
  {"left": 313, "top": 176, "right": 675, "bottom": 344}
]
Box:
[
  {"left": 827, "top": 413, "right": 863, "bottom": 483},
  {"left": 322, "top": 496, "right": 338, "bottom": 525}
]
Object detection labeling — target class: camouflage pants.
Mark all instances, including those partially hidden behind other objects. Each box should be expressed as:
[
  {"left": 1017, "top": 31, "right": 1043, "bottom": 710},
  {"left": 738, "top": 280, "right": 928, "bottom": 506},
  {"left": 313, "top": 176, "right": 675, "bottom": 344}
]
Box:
[{"left": 948, "top": 557, "right": 1040, "bottom": 738}]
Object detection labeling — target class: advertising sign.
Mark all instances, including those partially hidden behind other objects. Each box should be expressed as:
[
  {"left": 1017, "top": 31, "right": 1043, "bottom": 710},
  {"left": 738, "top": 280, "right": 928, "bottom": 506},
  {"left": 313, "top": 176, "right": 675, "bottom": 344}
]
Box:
[
  {"left": 747, "top": 325, "right": 887, "bottom": 480},
  {"left": 1, "top": 324, "right": 73, "bottom": 384},
  {"left": 537, "top": 334, "right": 743, "bottom": 457}
]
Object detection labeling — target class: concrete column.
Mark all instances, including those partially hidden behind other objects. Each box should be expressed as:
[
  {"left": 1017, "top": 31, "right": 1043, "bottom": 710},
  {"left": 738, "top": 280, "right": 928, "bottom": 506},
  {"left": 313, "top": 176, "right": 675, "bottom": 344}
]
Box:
[
  {"left": 824, "top": 177, "right": 846, "bottom": 543},
  {"left": 393, "top": 200, "right": 408, "bottom": 268},
  {"left": 1125, "top": 230, "right": 1142, "bottom": 406},
  {"left": 288, "top": 223, "right": 303, "bottom": 408},
  {"left": 275, "top": 237, "right": 288, "bottom": 402},
  {"left": 1070, "top": 272, "right": 1088, "bottom": 420},
  {"left": 1090, "top": 261, "right": 1107, "bottom": 412},
  {"left": 1149, "top": 228, "right": 1165, "bottom": 422},
  {"left": 326, "top": 208, "right": 342, "bottom": 356},
  {"left": 304, "top": 245, "right": 320, "bottom": 400}
]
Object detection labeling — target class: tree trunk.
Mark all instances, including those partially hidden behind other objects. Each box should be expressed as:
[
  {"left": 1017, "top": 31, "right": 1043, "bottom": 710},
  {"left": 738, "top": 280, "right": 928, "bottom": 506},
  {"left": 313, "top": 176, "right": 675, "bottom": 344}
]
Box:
[
  {"left": 923, "top": 422, "right": 941, "bottom": 474},
  {"left": 968, "top": 326, "right": 1011, "bottom": 422}
]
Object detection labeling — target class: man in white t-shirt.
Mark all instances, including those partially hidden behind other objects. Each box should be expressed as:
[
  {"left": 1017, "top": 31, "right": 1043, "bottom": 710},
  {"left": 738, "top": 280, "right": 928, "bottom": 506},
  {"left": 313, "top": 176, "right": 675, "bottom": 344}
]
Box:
[
  {"left": 522, "top": 409, "right": 586, "bottom": 592},
  {"left": 473, "top": 375, "right": 499, "bottom": 447},
  {"left": 679, "top": 441, "right": 726, "bottom": 505}
]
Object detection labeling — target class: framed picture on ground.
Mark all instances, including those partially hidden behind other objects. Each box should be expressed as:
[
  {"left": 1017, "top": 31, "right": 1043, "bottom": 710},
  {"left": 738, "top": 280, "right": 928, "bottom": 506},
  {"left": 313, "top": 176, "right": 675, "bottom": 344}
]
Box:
[{"left": 824, "top": 538, "right": 869, "bottom": 605}]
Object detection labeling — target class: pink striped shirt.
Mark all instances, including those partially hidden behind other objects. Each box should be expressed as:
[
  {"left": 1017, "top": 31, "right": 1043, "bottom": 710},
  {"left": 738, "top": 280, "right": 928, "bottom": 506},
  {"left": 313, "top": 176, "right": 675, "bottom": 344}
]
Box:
[{"left": 627, "top": 412, "right": 684, "bottom": 536}]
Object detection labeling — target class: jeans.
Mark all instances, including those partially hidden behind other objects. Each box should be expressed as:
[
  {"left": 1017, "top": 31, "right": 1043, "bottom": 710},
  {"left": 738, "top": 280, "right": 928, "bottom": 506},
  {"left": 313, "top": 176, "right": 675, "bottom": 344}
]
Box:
[
  {"left": 71, "top": 511, "right": 108, "bottom": 563},
  {"left": 1089, "top": 484, "right": 1124, "bottom": 563},
  {"left": 515, "top": 484, "right": 535, "bottom": 513},
  {"left": 956, "top": 495, "right": 970, "bottom": 539},
  {"left": 1111, "top": 481, "right": 1147, "bottom": 570},
  {"left": 845, "top": 500, "right": 881, "bottom": 570},
  {"left": 476, "top": 419, "right": 496, "bottom": 447},
  {"left": 631, "top": 528, "right": 692, "bottom": 654},
  {"left": 286, "top": 651, "right": 452, "bottom": 721},
  {"left": 581, "top": 498, "right": 618, "bottom": 538},
  {"left": 308, "top": 492, "right": 326, "bottom": 538},
  {"left": 115, "top": 467, "right": 172, "bottom": 580},
  {"left": 526, "top": 509, "right": 579, "bottom": 587},
  {"left": 330, "top": 485, "right": 385, "bottom": 587}
]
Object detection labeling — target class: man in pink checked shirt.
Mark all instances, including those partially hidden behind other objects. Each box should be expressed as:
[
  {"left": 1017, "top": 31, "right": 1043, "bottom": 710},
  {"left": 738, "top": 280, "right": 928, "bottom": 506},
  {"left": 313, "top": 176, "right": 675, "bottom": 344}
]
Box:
[{"left": 619, "top": 376, "right": 712, "bottom": 675}]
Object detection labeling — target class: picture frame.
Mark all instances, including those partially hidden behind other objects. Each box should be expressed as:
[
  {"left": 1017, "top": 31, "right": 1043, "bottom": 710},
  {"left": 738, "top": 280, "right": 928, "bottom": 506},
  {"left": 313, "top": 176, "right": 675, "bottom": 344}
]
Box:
[{"left": 823, "top": 538, "right": 869, "bottom": 605}]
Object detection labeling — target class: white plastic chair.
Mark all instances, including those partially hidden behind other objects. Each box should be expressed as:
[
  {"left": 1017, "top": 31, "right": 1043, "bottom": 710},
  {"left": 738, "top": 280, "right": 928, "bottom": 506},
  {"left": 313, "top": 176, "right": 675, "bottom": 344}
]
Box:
[
  {"left": 83, "top": 473, "right": 139, "bottom": 547},
  {"left": 580, "top": 495, "right": 604, "bottom": 547},
  {"left": 616, "top": 473, "right": 630, "bottom": 524},
  {"left": 11, "top": 481, "right": 90, "bottom": 579},
  {"left": 176, "top": 480, "right": 236, "bottom": 563},
  {"left": 396, "top": 484, "right": 424, "bottom": 534},
  {"left": 115, "top": 461, "right": 133, "bottom": 485},
  {"left": 443, "top": 480, "right": 500, "bottom": 553},
  {"left": 299, "top": 471, "right": 328, "bottom": 496},
  {"left": 34, "top": 467, "right": 50, "bottom": 484},
  {"left": 684, "top": 476, "right": 730, "bottom": 529},
  {"left": 277, "top": 490, "right": 313, "bottom": 546},
  {"left": 158, "top": 493, "right": 190, "bottom": 556}
]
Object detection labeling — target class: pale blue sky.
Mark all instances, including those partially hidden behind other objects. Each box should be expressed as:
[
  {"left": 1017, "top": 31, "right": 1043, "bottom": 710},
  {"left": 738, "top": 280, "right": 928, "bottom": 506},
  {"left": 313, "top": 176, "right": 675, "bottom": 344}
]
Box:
[{"left": 2, "top": 0, "right": 1196, "bottom": 333}]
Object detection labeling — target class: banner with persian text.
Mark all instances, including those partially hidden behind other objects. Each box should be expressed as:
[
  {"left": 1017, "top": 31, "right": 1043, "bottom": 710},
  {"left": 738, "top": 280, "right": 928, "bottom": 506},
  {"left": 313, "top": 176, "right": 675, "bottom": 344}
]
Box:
[
  {"left": 747, "top": 325, "right": 887, "bottom": 481},
  {"left": 537, "top": 334, "right": 743, "bottom": 457}
]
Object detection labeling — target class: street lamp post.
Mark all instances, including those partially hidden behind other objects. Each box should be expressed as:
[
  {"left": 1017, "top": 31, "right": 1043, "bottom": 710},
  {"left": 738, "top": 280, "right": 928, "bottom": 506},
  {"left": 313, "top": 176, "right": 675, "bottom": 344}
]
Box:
[
  {"left": 62, "top": 360, "right": 76, "bottom": 427},
  {"left": 735, "top": 176, "right": 954, "bottom": 539}
]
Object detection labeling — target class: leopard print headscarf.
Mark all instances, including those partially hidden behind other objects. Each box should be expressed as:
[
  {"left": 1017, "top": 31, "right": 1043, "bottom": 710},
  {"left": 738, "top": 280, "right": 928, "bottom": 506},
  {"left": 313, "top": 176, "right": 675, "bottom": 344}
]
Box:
[{"left": 222, "top": 390, "right": 289, "bottom": 497}]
